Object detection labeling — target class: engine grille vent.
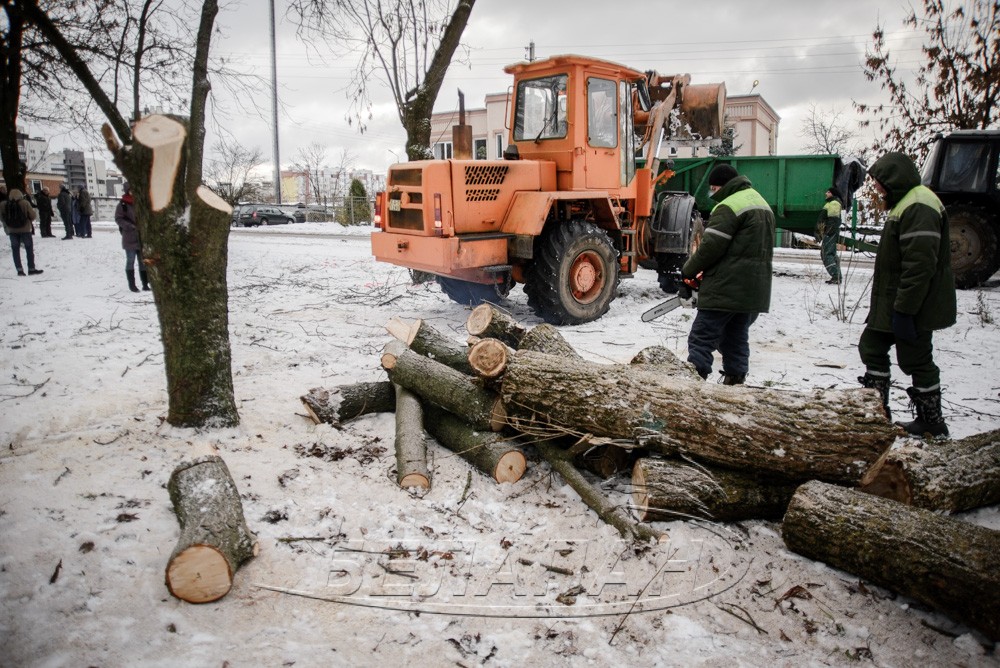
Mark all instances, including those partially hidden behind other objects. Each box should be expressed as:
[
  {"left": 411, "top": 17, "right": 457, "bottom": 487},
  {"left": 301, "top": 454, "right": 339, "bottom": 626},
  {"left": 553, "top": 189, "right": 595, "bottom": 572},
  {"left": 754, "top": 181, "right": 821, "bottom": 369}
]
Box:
[
  {"left": 464, "top": 164, "right": 508, "bottom": 186},
  {"left": 466, "top": 188, "right": 502, "bottom": 202}
]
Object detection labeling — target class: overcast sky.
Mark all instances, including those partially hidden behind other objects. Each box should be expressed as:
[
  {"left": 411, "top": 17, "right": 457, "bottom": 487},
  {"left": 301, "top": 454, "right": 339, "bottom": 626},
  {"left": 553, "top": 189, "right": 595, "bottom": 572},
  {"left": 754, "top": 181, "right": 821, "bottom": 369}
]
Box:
[{"left": 37, "top": 0, "right": 923, "bottom": 174}]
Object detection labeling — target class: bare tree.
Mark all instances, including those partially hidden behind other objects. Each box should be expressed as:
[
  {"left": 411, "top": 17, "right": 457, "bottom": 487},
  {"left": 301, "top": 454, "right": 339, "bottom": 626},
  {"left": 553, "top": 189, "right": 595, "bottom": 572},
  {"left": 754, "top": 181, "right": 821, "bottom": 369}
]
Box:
[
  {"left": 207, "top": 138, "right": 265, "bottom": 206},
  {"left": 328, "top": 147, "right": 356, "bottom": 203},
  {"left": 289, "top": 0, "right": 476, "bottom": 161},
  {"left": 855, "top": 0, "right": 999, "bottom": 159},
  {"left": 292, "top": 140, "right": 327, "bottom": 204},
  {"left": 799, "top": 104, "right": 870, "bottom": 162},
  {"left": 22, "top": 0, "right": 240, "bottom": 428}
]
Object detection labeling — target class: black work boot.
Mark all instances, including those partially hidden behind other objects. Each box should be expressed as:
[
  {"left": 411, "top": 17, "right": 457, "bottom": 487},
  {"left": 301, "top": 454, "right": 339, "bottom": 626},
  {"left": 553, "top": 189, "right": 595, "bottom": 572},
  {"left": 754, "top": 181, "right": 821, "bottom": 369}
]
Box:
[
  {"left": 126, "top": 269, "right": 139, "bottom": 293},
  {"left": 721, "top": 373, "right": 746, "bottom": 385},
  {"left": 139, "top": 269, "right": 150, "bottom": 291},
  {"left": 899, "top": 387, "right": 949, "bottom": 438},
  {"left": 858, "top": 373, "right": 891, "bottom": 420}
]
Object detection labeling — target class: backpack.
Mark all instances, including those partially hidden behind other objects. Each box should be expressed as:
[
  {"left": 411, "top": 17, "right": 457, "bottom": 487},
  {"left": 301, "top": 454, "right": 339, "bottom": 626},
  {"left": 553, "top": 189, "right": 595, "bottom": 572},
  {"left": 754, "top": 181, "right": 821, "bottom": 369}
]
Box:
[{"left": 4, "top": 200, "right": 27, "bottom": 229}]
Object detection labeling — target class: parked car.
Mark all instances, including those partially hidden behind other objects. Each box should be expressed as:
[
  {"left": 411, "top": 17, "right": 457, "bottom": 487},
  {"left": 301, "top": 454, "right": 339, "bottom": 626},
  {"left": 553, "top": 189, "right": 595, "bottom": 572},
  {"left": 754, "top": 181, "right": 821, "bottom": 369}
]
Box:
[{"left": 237, "top": 205, "right": 294, "bottom": 227}]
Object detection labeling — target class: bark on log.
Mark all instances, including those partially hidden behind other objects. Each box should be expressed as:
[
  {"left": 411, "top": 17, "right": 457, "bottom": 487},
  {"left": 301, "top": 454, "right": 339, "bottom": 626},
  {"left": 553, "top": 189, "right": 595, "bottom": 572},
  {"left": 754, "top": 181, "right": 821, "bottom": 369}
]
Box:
[
  {"left": 782, "top": 480, "right": 1000, "bottom": 641},
  {"left": 394, "top": 385, "right": 430, "bottom": 489},
  {"left": 467, "top": 338, "right": 512, "bottom": 379},
  {"left": 423, "top": 406, "right": 526, "bottom": 483},
  {"left": 386, "top": 317, "right": 475, "bottom": 375},
  {"left": 536, "top": 440, "right": 664, "bottom": 543},
  {"left": 300, "top": 382, "right": 395, "bottom": 426},
  {"left": 466, "top": 304, "right": 527, "bottom": 348},
  {"left": 630, "top": 346, "right": 701, "bottom": 380},
  {"left": 501, "top": 351, "right": 898, "bottom": 484},
  {"left": 632, "top": 458, "right": 798, "bottom": 522},
  {"left": 166, "top": 455, "right": 257, "bottom": 603},
  {"left": 860, "top": 428, "right": 1000, "bottom": 512},
  {"left": 382, "top": 341, "right": 506, "bottom": 432},
  {"left": 576, "top": 444, "right": 634, "bottom": 479},
  {"left": 518, "top": 324, "right": 581, "bottom": 359}
]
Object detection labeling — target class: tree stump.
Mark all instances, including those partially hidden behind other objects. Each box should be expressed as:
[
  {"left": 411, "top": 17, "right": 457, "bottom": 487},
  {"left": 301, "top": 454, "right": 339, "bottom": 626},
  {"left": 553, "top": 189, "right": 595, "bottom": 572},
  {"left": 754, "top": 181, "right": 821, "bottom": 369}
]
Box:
[
  {"left": 466, "top": 304, "right": 527, "bottom": 348},
  {"left": 300, "top": 382, "right": 395, "bottom": 426},
  {"left": 394, "top": 385, "right": 430, "bottom": 489},
  {"left": 782, "top": 480, "right": 1000, "bottom": 641},
  {"left": 382, "top": 341, "right": 506, "bottom": 432},
  {"left": 166, "top": 455, "right": 257, "bottom": 603},
  {"left": 501, "top": 350, "right": 898, "bottom": 484},
  {"left": 632, "top": 458, "right": 798, "bottom": 522},
  {"left": 860, "top": 428, "right": 1000, "bottom": 512},
  {"left": 423, "top": 406, "right": 527, "bottom": 483},
  {"left": 386, "top": 317, "right": 475, "bottom": 375}
]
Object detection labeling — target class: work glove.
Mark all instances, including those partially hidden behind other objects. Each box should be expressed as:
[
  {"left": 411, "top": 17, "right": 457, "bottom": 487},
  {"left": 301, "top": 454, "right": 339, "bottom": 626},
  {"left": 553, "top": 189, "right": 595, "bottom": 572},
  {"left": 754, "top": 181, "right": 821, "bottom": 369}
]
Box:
[
  {"left": 677, "top": 284, "right": 692, "bottom": 301},
  {"left": 892, "top": 311, "right": 918, "bottom": 343},
  {"left": 682, "top": 271, "right": 703, "bottom": 291}
]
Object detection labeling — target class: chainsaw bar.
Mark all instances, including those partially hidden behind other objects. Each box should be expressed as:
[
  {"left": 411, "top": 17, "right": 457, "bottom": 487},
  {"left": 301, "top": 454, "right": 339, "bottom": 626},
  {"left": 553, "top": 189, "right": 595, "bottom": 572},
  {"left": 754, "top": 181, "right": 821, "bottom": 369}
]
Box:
[{"left": 641, "top": 295, "right": 683, "bottom": 322}]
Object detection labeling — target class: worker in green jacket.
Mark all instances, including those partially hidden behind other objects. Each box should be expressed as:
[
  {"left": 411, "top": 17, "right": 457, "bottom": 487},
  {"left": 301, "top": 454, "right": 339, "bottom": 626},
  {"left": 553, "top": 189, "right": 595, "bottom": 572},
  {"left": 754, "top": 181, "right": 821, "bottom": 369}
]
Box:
[
  {"left": 816, "top": 186, "right": 843, "bottom": 284},
  {"left": 859, "top": 152, "right": 956, "bottom": 437},
  {"left": 682, "top": 164, "right": 775, "bottom": 385}
]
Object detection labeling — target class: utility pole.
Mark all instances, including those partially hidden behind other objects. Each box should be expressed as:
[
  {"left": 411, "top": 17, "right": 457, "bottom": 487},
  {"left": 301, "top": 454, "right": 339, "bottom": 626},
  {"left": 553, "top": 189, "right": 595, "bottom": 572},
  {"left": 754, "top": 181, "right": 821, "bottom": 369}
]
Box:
[
  {"left": 268, "top": 0, "right": 281, "bottom": 204},
  {"left": 524, "top": 40, "right": 535, "bottom": 62}
]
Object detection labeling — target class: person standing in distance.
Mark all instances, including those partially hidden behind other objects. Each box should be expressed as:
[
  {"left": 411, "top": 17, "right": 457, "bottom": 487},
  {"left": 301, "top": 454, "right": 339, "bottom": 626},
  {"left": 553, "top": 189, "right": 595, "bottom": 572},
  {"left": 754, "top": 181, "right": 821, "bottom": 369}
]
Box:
[
  {"left": 859, "top": 152, "right": 956, "bottom": 437},
  {"left": 35, "top": 186, "right": 55, "bottom": 238},
  {"left": 57, "top": 184, "right": 74, "bottom": 239},
  {"left": 817, "top": 186, "right": 843, "bottom": 284},
  {"left": 115, "top": 184, "right": 149, "bottom": 292},
  {"left": 681, "top": 163, "right": 775, "bottom": 385},
  {"left": 1, "top": 189, "right": 43, "bottom": 276},
  {"left": 77, "top": 184, "right": 93, "bottom": 238}
]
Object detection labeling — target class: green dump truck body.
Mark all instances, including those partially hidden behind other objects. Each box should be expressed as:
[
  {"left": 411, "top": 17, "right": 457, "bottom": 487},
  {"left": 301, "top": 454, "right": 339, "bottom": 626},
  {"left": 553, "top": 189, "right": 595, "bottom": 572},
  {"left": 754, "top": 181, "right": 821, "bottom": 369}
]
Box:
[{"left": 657, "top": 154, "right": 855, "bottom": 232}]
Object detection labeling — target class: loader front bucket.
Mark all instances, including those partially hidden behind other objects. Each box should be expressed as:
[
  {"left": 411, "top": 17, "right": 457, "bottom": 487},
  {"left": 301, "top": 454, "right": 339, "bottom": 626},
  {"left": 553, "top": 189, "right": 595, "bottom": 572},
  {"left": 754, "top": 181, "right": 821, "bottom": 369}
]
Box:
[{"left": 679, "top": 82, "right": 726, "bottom": 140}]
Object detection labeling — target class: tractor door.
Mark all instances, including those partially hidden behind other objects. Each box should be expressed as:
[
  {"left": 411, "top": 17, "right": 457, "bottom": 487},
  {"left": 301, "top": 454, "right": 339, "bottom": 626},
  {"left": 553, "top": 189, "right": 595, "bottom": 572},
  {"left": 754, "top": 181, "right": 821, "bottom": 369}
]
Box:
[{"left": 585, "top": 77, "right": 620, "bottom": 189}]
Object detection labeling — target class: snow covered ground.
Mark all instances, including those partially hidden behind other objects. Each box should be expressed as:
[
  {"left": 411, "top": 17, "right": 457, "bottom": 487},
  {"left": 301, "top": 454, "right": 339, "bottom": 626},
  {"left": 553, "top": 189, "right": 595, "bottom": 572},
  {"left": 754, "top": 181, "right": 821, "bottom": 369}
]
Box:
[{"left": 1, "top": 221, "right": 998, "bottom": 666}]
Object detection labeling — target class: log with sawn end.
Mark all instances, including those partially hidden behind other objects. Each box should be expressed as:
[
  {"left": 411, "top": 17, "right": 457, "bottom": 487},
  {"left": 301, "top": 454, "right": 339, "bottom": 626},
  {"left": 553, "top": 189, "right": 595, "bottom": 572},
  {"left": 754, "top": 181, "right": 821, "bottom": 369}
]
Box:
[
  {"left": 300, "top": 382, "right": 395, "bottom": 426},
  {"left": 860, "top": 428, "right": 1000, "bottom": 513},
  {"left": 382, "top": 340, "right": 506, "bottom": 432},
  {"left": 423, "top": 405, "right": 526, "bottom": 483},
  {"left": 501, "top": 350, "right": 898, "bottom": 484},
  {"left": 518, "top": 324, "right": 582, "bottom": 359},
  {"left": 782, "top": 480, "right": 1000, "bottom": 641},
  {"left": 165, "top": 455, "right": 257, "bottom": 603},
  {"left": 394, "top": 384, "right": 430, "bottom": 489},
  {"left": 386, "top": 317, "right": 475, "bottom": 375},
  {"left": 632, "top": 458, "right": 798, "bottom": 522},
  {"left": 466, "top": 304, "right": 527, "bottom": 348},
  {"left": 467, "top": 338, "right": 512, "bottom": 380}
]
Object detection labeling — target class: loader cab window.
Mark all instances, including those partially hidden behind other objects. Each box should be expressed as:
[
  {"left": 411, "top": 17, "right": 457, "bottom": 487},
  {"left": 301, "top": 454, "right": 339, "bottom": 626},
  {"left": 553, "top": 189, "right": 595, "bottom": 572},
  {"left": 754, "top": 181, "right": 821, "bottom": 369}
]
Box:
[
  {"left": 620, "top": 80, "right": 636, "bottom": 185},
  {"left": 513, "top": 74, "right": 568, "bottom": 142},
  {"left": 587, "top": 78, "right": 617, "bottom": 148},
  {"left": 938, "top": 141, "right": 991, "bottom": 192}
]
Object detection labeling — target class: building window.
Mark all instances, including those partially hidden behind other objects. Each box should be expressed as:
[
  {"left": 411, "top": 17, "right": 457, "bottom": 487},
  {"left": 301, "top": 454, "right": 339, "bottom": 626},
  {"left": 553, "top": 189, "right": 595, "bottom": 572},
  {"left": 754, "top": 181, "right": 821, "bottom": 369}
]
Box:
[
  {"left": 474, "top": 139, "right": 487, "bottom": 160},
  {"left": 434, "top": 142, "right": 453, "bottom": 160},
  {"left": 495, "top": 134, "right": 504, "bottom": 159}
]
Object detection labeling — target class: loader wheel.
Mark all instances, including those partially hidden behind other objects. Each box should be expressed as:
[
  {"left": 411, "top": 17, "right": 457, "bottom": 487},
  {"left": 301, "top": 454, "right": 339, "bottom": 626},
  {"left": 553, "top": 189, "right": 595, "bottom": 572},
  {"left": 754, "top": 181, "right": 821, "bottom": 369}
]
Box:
[
  {"left": 525, "top": 220, "right": 619, "bottom": 325},
  {"left": 949, "top": 203, "right": 1000, "bottom": 288},
  {"left": 436, "top": 276, "right": 508, "bottom": 306}
]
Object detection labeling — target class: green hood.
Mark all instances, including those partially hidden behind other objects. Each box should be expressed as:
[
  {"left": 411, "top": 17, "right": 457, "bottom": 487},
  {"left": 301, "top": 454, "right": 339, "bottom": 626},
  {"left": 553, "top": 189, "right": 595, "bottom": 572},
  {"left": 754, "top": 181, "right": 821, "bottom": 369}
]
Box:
[{"left": 868, "top": 152, "right": 921, "bottom": 207}]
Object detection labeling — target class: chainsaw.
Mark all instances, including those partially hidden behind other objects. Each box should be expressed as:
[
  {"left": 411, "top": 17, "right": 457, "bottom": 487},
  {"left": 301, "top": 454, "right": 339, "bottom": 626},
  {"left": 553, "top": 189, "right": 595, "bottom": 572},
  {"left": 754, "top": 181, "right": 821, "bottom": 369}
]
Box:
[{"left": 640, "top": 273, "right": 700, "bottom": 322}]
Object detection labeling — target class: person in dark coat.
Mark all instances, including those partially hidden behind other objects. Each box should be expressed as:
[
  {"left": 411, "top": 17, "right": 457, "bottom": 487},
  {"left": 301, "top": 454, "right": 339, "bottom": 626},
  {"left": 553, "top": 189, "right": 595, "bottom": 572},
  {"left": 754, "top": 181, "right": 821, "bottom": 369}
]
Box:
[
  {"left": 859, "top": 152, "right": 956, "bottom": 438},
  {"left": 1, "top": 189, "right": 43, "bottom": 276},
  {"left": 57, "top": 184, "right": 74, "bottom": 239},
  {"left": 115, "top": 184, "right": 149, "bottom": 292},
  {"left": 77, "top": 185, "right": 93, "bottom": 238},
  {"left": 35, "top": 186, "right": 55, "bottom": 237},
  {"left": 681, "top": 164, "right": 775, "bottom": 384},
  {"left": 816, "top": 186, "right": 843, "bottom": 284}
]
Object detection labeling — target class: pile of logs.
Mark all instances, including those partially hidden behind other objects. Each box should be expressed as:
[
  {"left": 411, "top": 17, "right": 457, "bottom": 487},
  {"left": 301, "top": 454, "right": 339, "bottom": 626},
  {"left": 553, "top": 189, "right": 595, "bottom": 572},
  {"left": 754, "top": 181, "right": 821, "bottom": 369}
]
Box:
[{"left": 301, "top": 304, "right": 1000, "bottom": 639}]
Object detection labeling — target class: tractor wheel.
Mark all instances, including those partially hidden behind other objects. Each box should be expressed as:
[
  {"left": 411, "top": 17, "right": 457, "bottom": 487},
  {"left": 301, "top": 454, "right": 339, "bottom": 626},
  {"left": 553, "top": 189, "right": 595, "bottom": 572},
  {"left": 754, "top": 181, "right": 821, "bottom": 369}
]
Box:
[
  {"left": 525, "top": 220, "right": 619, "bottom": 325},
  {"left": 949, "top": 203, "right": 1000, "bottom": 288},
  {"left": 436, "top": 276, "right": 508, "bottom": 306}
]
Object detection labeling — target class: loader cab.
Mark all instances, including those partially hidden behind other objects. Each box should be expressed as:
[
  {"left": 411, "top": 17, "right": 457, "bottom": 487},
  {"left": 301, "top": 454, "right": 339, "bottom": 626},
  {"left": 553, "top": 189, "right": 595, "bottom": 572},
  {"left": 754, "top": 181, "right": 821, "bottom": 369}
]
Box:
[{"left": 506, "top": 55, "right": 644, "bottom": 194}]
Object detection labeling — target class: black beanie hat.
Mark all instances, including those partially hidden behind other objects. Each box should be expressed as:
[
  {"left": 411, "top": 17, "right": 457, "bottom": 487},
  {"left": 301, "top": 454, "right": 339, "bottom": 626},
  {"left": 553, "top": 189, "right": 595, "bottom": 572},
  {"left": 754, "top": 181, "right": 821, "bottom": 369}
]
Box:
[{"left": 708, "top": 164, "right": 739, "bottom": 187}]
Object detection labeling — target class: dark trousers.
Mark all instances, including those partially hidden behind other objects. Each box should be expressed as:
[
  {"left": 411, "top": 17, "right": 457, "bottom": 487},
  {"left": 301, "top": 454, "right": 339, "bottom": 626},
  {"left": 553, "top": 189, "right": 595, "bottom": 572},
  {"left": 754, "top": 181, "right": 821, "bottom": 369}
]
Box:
[
  {"left": 79, "top": 214, "right": 92, "bottom": 237},
  {"left": 687, "top": 309, "right": 759, "bottom": 378},
  {"left": 125, "top": 248, "right": 144, "bottom": 271},
  {"left": 821, "top": 222, "right": 841, "bottom": 280},
  {"left": 858, "top": 326, "right": 940, "bottom": 391},
  {"left": 39, "top": 213, "right": 53, "bottom": 237},
  {"left": 9, "top": 232, "right": 36, "bottom": 271}
]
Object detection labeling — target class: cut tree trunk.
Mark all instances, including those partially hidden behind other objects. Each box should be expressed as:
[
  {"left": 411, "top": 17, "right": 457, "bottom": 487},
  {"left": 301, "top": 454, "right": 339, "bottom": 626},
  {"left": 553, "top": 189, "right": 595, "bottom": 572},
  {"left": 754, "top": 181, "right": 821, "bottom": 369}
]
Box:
[
  {"left": 632, "top": 458, "right": 798, "bottom": 522},
  {"left": 381, "top": 341, "right": 505, "bottom": 432},
  {"left": 300, "top": 382, "right": 395, "bottom": 426},
  {"left": 630, "top": 346, "right": 701, "bottom": 380},
  {"left": 518, "top": 324, "right": 581, "bottom": 359},
  {"left": 576, "top": 444, "right": 634, "bottom": 479},
  {"left": 466, "top": 304, "right": 527, "bottom": 348},
  {"left": 423, "top": 405, "right": 526, "bottom": 483},
  {"left": 536, "top": 440, "right": 663, "bottom": 543},
  {"left": 467, "top": 338, "right": 512, "bottom": 380},
  {"left": 782, "top": 480, "right": 1000, "bottom": 641},
  {"left": 394, "top": 384, "right": 430, "bottom": 489},
  {"left": 386, "top": 317, "right": 474, "bottom": 375},
  {"left": 860, "top": 428, "right": 1000, "bottom": 513},
  {"left": 501, "top": 350, "right": 897, "bottom": 484},
  {"left": 165, "top": 455, "right": 257, "bottom": 603}
]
